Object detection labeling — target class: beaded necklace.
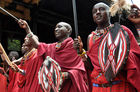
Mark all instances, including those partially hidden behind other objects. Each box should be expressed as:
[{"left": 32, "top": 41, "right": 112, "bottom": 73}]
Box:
[
  {"left": 92, "top": 24, "right": 113, "bottom": 41},
  {"left": 55, "top": 42, "right": 61, "bottom": 49},
  {"left": 21, "top": 48, "right": 37, "bottom": 65},
  {"left": 95, "top": 24, "right": 112, "bottom": 36}
]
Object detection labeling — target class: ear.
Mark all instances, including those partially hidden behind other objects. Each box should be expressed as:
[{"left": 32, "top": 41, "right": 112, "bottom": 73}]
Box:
[{"left": 67, "top": 29, "right": 72, "bottom": 36}]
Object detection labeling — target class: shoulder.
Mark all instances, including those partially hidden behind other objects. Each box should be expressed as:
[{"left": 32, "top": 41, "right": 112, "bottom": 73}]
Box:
[
  {"left": 121, "top": 25, "right": 134, "bottom": 37},
  {"left": 88, "top": 31, "right": 96, "bottom": 39}
]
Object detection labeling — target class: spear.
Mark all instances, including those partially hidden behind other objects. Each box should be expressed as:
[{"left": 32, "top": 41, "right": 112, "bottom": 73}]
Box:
[{"left": 72, "top": 0, "right": 79, "bottom": 38}]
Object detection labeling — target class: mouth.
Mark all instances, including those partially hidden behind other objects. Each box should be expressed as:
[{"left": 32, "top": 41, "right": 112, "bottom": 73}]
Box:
[
  {"left": 55, "top": 32, "right": 60, "bottom": 37},
  {"left": 96, "top": 15, "right": 102, "bottom": 20}
]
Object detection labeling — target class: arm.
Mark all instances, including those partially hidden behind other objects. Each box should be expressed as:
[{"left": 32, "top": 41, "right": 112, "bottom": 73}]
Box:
[
  {"left": 10, "top": 62, "right": 25, "bottom": 75},
  {"left": 87, "top": 34, "right": 92, "bottom": 51},
  {"left": 12, "top": 57, "right": 22, "bottom": 65},
  {"left": 73, "top": 36, "right": 93, "bottom": 69},
  {"left": 73, "top": 36, "right": 87, "bottom": 61},
  {"left": 18, "top": 19, "right": 39, "bottom": 48}
]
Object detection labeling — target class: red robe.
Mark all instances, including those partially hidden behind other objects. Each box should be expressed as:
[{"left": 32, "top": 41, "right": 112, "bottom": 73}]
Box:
[
  {"left": 0, "top": 67, "right": 7, "bottom": 92},
  {"left": 8, "top": 68, "right": 19, "bottom": 92},
  {"left": 17, "top": 49, "right": 43, "bottom": 92},
  {"left": 38, "top": 37, "right": 88, "bottom": 92},
  {"left": 87, "top": 25, "right": 140, "bottom": 92}
]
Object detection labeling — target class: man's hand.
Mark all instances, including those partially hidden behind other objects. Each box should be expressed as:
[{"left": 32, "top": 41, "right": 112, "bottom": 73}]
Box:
[
  {"left": 18, "top": 19, "right": 30, "bottom": 30},
  {"left": 128, "top": 4, "right": 140, "bottom": 24},
  {"left": 73, "top": 36, "right": 83, "bottom": 54},
  {"left": 11, "top": 62, "right": 19, "bottom": 72}
]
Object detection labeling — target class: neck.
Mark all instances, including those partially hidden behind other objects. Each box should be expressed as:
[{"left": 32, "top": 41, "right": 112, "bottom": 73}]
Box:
[
  {"left": 58, "top": 36, "right": 69, "bottom": 43},
  {"left": 97, "top": 22, "right": 111, "bottom": 30},
  {"left": 24, "top": 47, "right": 34, "bottom": 56}
]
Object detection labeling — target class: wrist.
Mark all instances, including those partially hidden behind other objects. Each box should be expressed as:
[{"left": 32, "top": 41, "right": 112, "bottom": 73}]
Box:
[
  {"left": 26, "top": 32, "right": 34, "bottom": 38},
  {"left": 78, "top": 49, "right": 86, "bottom": 57}
]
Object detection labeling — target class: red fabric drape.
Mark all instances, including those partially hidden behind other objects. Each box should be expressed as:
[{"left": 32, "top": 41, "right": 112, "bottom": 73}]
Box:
[
  {"left": 87, "top": 25, "right": 140, "bottom": 92},
  {"left": 38, "top": 37, "right": 88, "bottom": 92}
]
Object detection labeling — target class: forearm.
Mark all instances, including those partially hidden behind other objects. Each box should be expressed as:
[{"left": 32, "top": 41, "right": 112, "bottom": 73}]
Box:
[
  {"left": 26, "top": 32, "right": 40, "bottom": 48},
  {"left": 12, "top": 57, "right": 22, "bottom": 65}
]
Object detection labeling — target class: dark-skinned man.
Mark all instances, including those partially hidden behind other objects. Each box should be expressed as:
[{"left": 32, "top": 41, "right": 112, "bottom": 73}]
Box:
[
  {"left": 74, "top": 2, "right": 140, "bottom": 92},
  {"left": 17, "top": 20, "right": 88, "bottom": 92},
  {"left": 8, "top": 36, "right": 37, "bottom": 92}
]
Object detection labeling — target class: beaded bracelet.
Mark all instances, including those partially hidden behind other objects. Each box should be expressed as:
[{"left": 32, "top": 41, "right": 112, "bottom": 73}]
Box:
[
  {"left": 79, "top": 49, "right": 86, "bottom": 57},
  {"left": 27, "top": 32, "right": 33, "bottom": 38}
]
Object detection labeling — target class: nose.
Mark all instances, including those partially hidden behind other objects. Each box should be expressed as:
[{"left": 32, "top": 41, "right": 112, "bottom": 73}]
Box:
[
  {"left": 55, "top": 27, "right": 59, "bottom": 32},
  {"left": 55, "top": 27, "right": 58, "bottom": 31},
  {"left": 96, "top": 9, "right": 100, "bottom": 14}
]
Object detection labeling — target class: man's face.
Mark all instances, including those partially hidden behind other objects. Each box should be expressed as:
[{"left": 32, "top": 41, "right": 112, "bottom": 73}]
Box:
[
  {"left": 54, "top": 22, "right": 68, "bottom": 40},
  {"left": 21, "top": 43, "right": 29, "bottom": 54},
  {"left": 92, "top": 3, "right": 109, "bottom": 25},
  {"left": 24, "top": 36, "right": 31, "bottom": 46}
]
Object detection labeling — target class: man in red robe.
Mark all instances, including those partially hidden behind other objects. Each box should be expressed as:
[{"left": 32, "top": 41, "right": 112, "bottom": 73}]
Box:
[
  {"left": 8, "top": 51, "right": 20, "bottom": 92},
  {"left": 17, "top": 20, "right": 88, "bottom": 92},
  {"left": 8, "top": 42, "right": 34, "bottom": 92},
  {"left": 74, "top": 2, "right": 140, "bottom": 92},
  {"left": 0, "top": 49, "right": 8, "bottom": 92},
  {"left": 9, "top": 35, "right": 43, "bottom": 92},
  {"left": 0, "top": 67, "right": 7, "bottom": 92}
]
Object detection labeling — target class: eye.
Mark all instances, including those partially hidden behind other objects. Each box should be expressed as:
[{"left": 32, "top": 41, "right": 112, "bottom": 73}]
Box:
[
  {"left": 99, "top": 7, "right": 105, "bottom": 11},
  {"left": 57, "top": 25, "right": 62, "bottom": 28},
  {"left": 92, "top": 9, "right": 97, "bottom": 14}
]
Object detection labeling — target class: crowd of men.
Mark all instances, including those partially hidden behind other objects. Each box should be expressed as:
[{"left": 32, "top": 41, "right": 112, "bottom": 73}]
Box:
[{"left": 0, "top": 1, "right": 140, "bottom": 92}]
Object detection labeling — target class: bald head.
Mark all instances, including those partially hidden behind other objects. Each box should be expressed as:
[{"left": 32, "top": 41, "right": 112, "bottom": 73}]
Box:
[
  {"left": 93, "top": 2, "right": 110, "bottom": 13},
  {"left": 58, "top": 22, "right": 72, "bottom": 35}
]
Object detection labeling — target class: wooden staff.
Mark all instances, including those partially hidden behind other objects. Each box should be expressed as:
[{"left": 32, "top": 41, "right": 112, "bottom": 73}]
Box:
[
  {"left": 0, "top": 6, "right": 19, "bottom": 21},
  {"left": 0, "top": 43, "right": 12, "bottom": 67}
]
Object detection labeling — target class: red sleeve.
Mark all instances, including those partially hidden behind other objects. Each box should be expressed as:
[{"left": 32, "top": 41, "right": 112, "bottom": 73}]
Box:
[
  {"left": 0, "top": 73, "right": 7, "bottom": 92},
  {"left": 123, "top": 26, "right": 140, "bottom": 92},
  {"left": 9, "top": 68, "right": 15, "bottom": 82},
  {"left": 37, "top": 43, "right": 49, "bottom": 57}
]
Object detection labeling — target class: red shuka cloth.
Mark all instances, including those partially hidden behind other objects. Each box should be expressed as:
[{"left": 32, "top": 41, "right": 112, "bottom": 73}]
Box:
[
  {"left": 38, "top": 37, "right": 88, "bottom": 92},
  {"left": 0, "top": 67, "right": 7, "bottom": 92},
  {"left": 8, "top": 68, "right": 19, "bottom": 92},
  {"left": 17, "top": 49, "right": 43, "bottom": 92},
  {"left": 87, "top": 25, "right": 140, "bottom": 92}
]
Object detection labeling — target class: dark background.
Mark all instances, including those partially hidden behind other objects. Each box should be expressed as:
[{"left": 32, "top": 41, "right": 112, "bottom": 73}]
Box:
[{"left": 0, "top": 0, "right": 138, "bottom": 58}]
